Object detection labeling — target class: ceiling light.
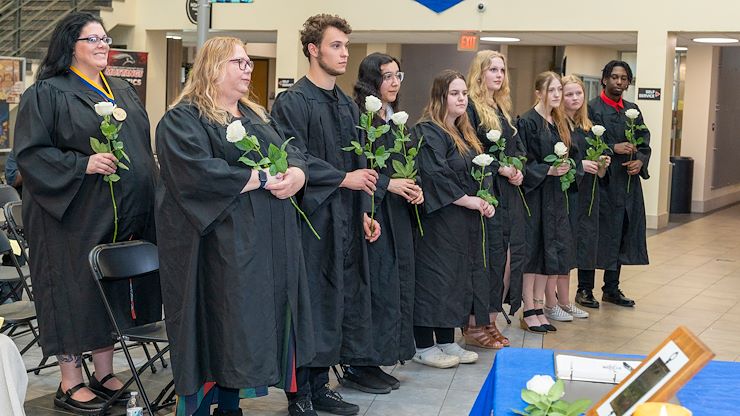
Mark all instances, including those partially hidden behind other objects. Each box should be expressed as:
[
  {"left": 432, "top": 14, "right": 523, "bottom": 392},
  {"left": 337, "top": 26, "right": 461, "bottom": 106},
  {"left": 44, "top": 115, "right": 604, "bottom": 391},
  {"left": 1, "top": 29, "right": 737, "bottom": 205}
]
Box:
[
  {"left": 480, "top": 36, "right": 520, "bottom": 43},
  {"left": 691, "top": 37, "right": 738, "bottom": 44},
  {"left": 675, "top": 46, "right": 687, "bottom": 51}
]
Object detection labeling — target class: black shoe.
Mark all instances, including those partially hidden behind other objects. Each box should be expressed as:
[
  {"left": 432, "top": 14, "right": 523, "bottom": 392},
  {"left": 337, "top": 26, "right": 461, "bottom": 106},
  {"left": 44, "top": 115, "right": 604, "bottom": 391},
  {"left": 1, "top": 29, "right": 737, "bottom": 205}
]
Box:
[
  {"left": 602, "top": 289, "right": 636, "bottom": 307},
  {"left": 364, "top": 366, "right": 400, "bottom": 390},
  {"left": 288, "top": 397, "right": 318, "bottom": 416},
  {"left": 312, "top": 386, "right": 360, "bottom": 415},
  {"left": 575, "top": 289, "right": 600, "bottom": 309},
  {"left": 213, "top": 409, "right": 244, "bottom": 416},
  {"left": 341, "top": 366, "right": 392, "bottom": 394},
  {"left": 519, "top": 309, "right": 548, "bottom": 333},
  {"left": 88, "top": 372, "right": 133, "bottom": 404},
  {"left": 534, "top": 308, "right": 557, "bottom": 332},
  {"left": 54, "top": 383, "right": 108, "bottom": 415}
]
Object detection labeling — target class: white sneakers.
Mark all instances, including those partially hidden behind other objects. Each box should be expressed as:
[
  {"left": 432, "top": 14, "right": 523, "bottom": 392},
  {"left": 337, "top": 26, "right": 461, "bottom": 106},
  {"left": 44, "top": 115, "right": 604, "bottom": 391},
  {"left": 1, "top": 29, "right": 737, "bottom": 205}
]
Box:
[
  {"left": 413, "top": 343, "right": 479, "bottom": 368},
  {"left": 561, "top": 303, "right": 590, "bottom": 319},
  {"left": 544, "top": 304, "right": 574, "bottom": 322},
  {"left": 545, "top": 303, "right": 590, "bottom": 321}
]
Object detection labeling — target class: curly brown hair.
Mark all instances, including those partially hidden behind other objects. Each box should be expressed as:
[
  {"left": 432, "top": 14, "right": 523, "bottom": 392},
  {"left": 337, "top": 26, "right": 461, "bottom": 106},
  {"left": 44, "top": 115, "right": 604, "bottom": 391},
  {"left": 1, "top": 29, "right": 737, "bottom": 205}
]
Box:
[{"left": 300, "top": 14, "right": 352, "bottom": 59}]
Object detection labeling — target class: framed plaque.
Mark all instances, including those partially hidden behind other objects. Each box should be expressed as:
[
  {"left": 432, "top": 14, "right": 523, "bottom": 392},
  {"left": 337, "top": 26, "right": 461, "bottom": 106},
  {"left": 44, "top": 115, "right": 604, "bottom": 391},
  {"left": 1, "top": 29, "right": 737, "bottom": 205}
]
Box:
[{"left": 587, "top": 326, "right": 714, "bottom": 416}]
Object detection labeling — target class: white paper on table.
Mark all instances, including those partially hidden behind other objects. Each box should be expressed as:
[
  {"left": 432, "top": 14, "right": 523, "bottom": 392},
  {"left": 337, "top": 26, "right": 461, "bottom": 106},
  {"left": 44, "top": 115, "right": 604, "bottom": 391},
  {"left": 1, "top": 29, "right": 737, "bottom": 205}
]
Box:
[{"left": 554, "top": 353, "right": 643, "bottom": 384}]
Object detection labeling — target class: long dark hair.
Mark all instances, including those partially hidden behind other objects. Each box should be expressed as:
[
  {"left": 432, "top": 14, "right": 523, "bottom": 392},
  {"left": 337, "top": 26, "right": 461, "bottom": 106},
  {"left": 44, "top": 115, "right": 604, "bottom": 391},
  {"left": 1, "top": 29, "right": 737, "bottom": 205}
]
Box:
[
  {"left": 353, "top": 52, "right": 401, "bottom": 112},
  {"left": 37, "top": 12, "right": 106, "bottom": 81}
]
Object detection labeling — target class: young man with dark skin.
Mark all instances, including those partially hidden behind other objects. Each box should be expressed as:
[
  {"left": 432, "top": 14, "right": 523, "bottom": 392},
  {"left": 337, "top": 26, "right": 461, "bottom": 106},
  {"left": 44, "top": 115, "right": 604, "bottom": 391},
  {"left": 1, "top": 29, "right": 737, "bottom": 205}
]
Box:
[
  {"left": 578, "top": 61, "right": 651, "bottom": 308},
  {"left": 271, "top": 14, "right": 381, "bottom": 416}
]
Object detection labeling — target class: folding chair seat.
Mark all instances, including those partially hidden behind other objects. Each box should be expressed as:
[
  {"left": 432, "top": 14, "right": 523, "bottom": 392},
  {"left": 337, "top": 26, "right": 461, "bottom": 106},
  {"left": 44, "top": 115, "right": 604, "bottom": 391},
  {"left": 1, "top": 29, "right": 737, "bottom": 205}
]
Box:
[
  {"left": 0, "top": 232, "right": 39, "bottom": 356},
  {"left": 89, "top": 240, "right": 174, "bottom": 414}
]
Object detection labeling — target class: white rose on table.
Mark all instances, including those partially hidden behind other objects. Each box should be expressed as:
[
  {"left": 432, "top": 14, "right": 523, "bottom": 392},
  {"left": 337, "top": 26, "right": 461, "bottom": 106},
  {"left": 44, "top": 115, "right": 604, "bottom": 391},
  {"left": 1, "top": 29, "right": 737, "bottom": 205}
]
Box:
[
  {"left": 226, "top": 120, "right": 247, "bottom": 143},
  {"left": 365, "top": 95, "right": 383, "bottom": 113},
  {"left": 526, "top": 375, "right": 558, "bottom": 396},
  {"left": 94, "top": 101, "right": 115, "bottom": 116},
  {"left": 554, "top": 141, "right": 568, "bottom": 157},
  {"left": 390, "top": 111, "right": 409, "bottom": 126},
  {"left": 591, "top": 125, "right": 606, "bottom": 137},
  {"left": 625, "top": 108, "right": 640, "bottom": 120},
  {"left": 472, "top": 153, "right": 495, "bottom": 167},
  {"left": 486, "top": 129, "right": 502, "bottom": 142}
]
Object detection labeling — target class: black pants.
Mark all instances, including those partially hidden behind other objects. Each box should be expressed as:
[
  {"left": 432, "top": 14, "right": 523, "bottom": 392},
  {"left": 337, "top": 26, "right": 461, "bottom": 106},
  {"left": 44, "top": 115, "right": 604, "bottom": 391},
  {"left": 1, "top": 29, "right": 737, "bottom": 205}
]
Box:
[
  {"left": 286, "top": 366, "right": 329, "bottom": 402},
  {"left": 413, "top": 326, "right": 455, "bottom": 349},
  {"left": 577, "top": 265, "right": 622, "bottom": 293}
]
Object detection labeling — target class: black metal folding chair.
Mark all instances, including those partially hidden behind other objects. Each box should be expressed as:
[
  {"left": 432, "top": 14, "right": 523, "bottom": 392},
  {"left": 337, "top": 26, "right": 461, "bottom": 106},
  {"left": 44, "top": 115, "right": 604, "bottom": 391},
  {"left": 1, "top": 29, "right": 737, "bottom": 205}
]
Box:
[
  {"left": 88, "top": 240, "right": 175, "bottom": 414},
  {"left": 0, "top": 231, "right": 39, "bottom": 355},
  {"left": 0, "top": 186, "right": 27, "bottom": 304}
]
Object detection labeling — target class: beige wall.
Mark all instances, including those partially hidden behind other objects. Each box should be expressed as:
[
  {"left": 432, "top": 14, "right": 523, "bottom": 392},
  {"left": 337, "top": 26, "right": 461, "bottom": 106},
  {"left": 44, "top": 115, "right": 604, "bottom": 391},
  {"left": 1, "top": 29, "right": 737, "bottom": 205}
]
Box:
[{"left": 564, "top": 45, "right": 620, "bottom": 79}]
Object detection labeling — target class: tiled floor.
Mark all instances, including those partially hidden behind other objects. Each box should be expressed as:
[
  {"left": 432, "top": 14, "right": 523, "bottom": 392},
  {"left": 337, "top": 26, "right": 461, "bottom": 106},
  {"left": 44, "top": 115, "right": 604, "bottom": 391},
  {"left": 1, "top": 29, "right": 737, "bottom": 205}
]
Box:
[{"left": 12, "top": 203, "right": 740, "bottom": 415}]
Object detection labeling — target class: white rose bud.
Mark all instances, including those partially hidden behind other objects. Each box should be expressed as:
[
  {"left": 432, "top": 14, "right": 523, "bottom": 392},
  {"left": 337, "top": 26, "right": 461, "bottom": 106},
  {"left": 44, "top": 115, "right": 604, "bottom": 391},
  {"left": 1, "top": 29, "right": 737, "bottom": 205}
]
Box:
[
  {"left": 390, "top": 111, "right": 409, "bottom": 126},
  {"left": 625, "top": 108, "right": 640, "bottom": 120},
  {"left": 526, "top": 375, "right": 557, "bottom": 396},
  {"left": 554, "top": 141, "right": 568, "bottom": 157},
  {"left": 486, "top": 129, "right": 502, "bottom": 142},
  {"left": 591, "top": 125, "right": 606, "bottom": 137},
  {"left": 472, "top": 153, "right": 495, "bottom": 167},
  {"left": 226, "top": 120, "right": 247, "bottom": 143},
  {"left": 365, "top": 95, "right": 383, "bottom": 113},
  {"left": 94, "top": 101, "right": 115, "bottom": 116}
]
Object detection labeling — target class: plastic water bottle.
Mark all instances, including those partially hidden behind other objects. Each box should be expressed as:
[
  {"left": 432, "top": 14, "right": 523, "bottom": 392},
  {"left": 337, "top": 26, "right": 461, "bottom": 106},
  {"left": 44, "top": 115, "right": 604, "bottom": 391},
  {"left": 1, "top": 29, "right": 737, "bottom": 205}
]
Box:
[{"left": 126, "top": 391, "right": 144, "bottom": 416}]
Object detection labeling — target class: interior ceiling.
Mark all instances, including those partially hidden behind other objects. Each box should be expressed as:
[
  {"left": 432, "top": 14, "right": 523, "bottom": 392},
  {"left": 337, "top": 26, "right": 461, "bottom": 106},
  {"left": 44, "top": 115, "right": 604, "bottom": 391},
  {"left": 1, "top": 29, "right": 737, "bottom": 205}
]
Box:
[{"left": 171, "top": 30, "right": 740, "bottom": 48}]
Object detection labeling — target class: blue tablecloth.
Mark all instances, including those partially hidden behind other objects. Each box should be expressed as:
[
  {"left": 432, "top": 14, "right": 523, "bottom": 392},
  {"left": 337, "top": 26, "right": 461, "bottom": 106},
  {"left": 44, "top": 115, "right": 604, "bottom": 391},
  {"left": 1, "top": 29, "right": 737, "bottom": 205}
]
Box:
[{"left": 470, "top": 348, "right": 739, "bottom": 416}]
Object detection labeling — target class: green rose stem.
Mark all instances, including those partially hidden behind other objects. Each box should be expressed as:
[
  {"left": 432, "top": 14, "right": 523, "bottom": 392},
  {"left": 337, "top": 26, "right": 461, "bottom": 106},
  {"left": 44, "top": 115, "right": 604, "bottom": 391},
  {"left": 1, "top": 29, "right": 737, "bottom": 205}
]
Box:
[
  {"left": 588, "top": 172, "right": 598, "bottom": 216},
  {"left": 109, "top": 180, "right": 118, "bottom": 242},
  {"left": 393, "top": 123, "right": 424, "bottom": 237},
  {"left": 517, "top": 186, "right": 531, "bottom": 217},
  {"left": 490, "top": 136, "right": 531, "bottom": 217},
  {"left": 475, "top": 165, "right": 488, "bottom": 269},
  {"left": 624, "top": 117, "right": 645, "bottom": 194},
  {"left": 242, "top": 144, "right": 321, "bottom": 241}
]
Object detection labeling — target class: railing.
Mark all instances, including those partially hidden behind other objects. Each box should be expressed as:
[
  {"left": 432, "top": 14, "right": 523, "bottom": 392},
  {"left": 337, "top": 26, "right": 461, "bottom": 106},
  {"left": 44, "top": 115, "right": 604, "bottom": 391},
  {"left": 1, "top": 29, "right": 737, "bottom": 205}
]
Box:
[{"left": 0, "top": 0, "right": 112, "bottom": 59}]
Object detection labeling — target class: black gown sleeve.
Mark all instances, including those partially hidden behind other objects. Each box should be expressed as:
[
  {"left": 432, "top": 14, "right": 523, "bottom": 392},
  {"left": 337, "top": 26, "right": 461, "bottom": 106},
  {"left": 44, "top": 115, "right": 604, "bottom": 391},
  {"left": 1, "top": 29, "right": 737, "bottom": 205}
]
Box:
[
  {"left": 631, "top": 105, "right": 652, "bottom": 179},
  {"left": 14, "top": 81, "right": 89, "bottom": 221},
  {"left": 414, "top": 123, "right": 466, "bottom": 214},
  {"left": 271, "top": 90, "right": 347, "bottom": 215},
  {"left": 155, "top": 105, "right": 252, "bottom": 235},
  {"left": 519, "top": 115, "right": 551, "bottom": 194}
]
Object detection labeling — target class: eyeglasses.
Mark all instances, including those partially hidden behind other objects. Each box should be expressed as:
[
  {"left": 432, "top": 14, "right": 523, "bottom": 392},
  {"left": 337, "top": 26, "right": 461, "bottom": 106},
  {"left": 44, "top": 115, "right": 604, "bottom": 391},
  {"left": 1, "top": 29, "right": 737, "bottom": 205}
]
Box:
[
  {"left": 228, "top": 58, "right": 254, "bottom": 71},
  {"left": 76, "top": 35, "right": 113, "bottom": 45},
  {"left": 382, "top": 71, "right": 405, "bottom": 83}
]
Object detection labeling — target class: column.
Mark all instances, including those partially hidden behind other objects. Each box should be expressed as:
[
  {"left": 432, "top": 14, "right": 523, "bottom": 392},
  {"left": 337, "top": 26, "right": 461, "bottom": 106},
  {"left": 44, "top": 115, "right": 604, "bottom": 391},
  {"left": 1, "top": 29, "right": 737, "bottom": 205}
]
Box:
[{"left": 635, "top": 28, "right": 676, "bottom": 229}]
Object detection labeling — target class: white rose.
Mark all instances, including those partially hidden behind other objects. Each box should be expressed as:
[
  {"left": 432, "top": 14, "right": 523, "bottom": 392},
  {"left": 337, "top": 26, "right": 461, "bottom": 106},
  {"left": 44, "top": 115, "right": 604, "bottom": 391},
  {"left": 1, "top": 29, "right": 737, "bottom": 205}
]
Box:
[
  {"left": 591, "top": 125, "right": 606, "bottom": 137},
  {"left": 486, "top": 129, "right": 502, "bottom": 142},
  {"left": 472, "top": 153, "right": 494, "bottom": 167},
  {"left": 94, "top": 101, "right": 115, "bottom": 116},
  {"left": 226, "top": 120, "right": 246, "bottom": 143},
  {"left": 390, "top": 111, "right": 409, "bottom": 126},
  {"left": 554, "top": 142, "right": 568, "bottom": 157},
  {"left": 625, "top": 108, "right": 640, "bottom": 120},
  {"left": 526, "top": 375, "right": 556, "bottom": 396},
  {"left": 365, "top": 95, "right": 383, "bottom": 113}
]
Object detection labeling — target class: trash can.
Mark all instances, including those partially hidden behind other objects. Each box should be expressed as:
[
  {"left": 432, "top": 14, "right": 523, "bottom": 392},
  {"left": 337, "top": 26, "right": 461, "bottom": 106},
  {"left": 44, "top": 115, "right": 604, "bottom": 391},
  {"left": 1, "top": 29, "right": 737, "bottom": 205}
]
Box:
[{"left": 669, "top": 156, "right": 693, "bottom": 214}]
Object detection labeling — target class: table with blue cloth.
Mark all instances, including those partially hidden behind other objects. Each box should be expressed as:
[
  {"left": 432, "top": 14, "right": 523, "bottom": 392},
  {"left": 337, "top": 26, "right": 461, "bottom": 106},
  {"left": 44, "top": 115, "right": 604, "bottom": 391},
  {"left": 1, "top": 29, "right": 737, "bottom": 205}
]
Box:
[{"left": 470, "top": 348, "right": 739, "bottom": 416}]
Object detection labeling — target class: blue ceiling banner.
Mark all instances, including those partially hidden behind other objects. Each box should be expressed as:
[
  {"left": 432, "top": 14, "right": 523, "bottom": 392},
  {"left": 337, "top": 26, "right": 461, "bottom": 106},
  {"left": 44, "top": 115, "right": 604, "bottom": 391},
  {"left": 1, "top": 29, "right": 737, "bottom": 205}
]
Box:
[{"left": 415, "top": 0, "right": 465, "bottom": 13}]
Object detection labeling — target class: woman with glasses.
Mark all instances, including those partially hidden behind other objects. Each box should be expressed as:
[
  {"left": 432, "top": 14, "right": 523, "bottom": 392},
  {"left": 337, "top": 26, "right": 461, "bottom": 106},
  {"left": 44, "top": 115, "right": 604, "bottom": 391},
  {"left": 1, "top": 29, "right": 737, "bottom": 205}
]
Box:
[
  {"left": 14, "top": 12, "right": 160, "bottom": 414},
  {"left": 340, "top": 53, "right": 423, "bottom": 393},
  {"left": 156, "top": 37, "right": 314, "bottom": 416}
]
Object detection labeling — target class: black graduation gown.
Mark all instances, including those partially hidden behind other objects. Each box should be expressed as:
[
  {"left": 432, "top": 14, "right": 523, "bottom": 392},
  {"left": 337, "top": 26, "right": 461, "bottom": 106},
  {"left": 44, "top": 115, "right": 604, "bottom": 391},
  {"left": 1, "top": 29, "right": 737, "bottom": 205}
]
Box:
[
  {"left": 360, "top": 118, "right": 416, "bottom": 365},
  {"left": 271, "top": 77, "right": 374, "bottom": 367},
  {"left": 588, "top": 98, "right": 651, "bottom": 269},
  {"left": 155, "top": 102, "right": 314, "bottom": 396},
  {"left": 467, "top": 102, "right": 527, "bottom": 315},
  {"left": 519, "top": 109, "right": 576, "bottom": 275},
  {"left": 412, "top": 121, "right": 489, "bottom": 328},
  {"left": 13, "top": 73, "right": 161, "bottom": 356},
  {"left": 570, "top": 127, "right": 603, "bottom": 270}
]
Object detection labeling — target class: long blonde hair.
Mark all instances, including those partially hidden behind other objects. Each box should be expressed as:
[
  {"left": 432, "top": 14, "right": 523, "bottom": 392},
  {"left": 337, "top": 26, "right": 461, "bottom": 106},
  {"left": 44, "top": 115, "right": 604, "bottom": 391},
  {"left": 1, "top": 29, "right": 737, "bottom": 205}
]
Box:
[
  {"left": 420, "top": 70, "right": 482, "bottom": 155},
  {"left": 534, "top": 71, "right": 571, "bottom": 148},
  {"left": 561, "top": 75, "right": 593, "bottom": 133},
  {"left": 466, "top": 50, "right": 516, "bottom": 134},
  {"left": 170, "top": 36, "right": 267, "bottom": 125}
]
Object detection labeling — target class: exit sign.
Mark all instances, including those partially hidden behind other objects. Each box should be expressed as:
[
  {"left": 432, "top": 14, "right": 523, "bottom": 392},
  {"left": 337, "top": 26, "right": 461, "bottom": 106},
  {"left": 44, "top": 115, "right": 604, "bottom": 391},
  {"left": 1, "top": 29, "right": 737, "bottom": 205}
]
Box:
[{"left": 458, "top": 32, "right": 479, "bottom": 51}]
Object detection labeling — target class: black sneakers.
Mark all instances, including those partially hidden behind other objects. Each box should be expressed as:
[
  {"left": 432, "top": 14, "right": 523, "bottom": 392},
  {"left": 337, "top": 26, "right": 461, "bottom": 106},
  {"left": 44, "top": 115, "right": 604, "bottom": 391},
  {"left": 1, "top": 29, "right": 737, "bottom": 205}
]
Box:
[
  {"left": 312, "top": 386, "right": 360, "bottom": 415},
  {"left": 288, "top": 397, "right": 318, "bottom": 416},
  {"left": 364, "top": 366, "right": 400, "bottom": 390},
  {"left": 341, "top": 366, "right": 392, "bottom": 394}
]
